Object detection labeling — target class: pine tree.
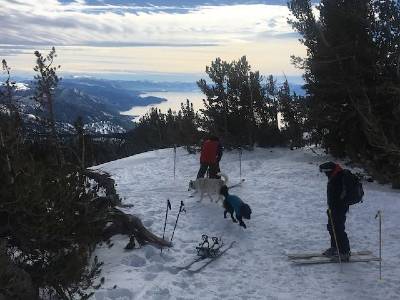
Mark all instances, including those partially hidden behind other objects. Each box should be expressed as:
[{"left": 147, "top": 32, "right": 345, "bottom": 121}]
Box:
[
  {"left": 288, "top": 0, "right": 400, "bottom": 187},
  {"left": 1, "top": 58, "right": 106, "bottom": 299},
  {"left": 33, "top": 47, "right": 63, "bottom": 165},
  {"left": 0, "top": 60, "right": 20, "bottom": 185},
  {"left": 197, "top": 57, "right": 231, "bottom": 142},
  {"left": 265, "top": 75, "right": 279, "bottom": 130},
  {"left": 179, "top": 99, "right": 200, "bottom": 152},
  {"left": 198, "top": 56, "right": 281, "bottom": 147},
  {"left": 278, "top": 80, "right": 308, "bottom": 148}
]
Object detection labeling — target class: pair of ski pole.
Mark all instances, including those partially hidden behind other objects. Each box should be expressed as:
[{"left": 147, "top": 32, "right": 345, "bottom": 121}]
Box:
[{"left": 161, "top": 199, "right": 185, "bottom": 254}]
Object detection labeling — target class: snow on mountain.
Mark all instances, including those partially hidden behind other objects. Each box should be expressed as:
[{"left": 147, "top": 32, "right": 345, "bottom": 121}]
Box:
[
  {"left": 84, "top": 121, "right": 125, "bottom": 135},
  {"left": 0, "top": 82, "right": 30, "bottom": 91},
  {"left": 93, "top": 147, "right": 399, "bottom": 300},
  {"left": 15, "top": 82, "right": 30, "bottom": 91}
]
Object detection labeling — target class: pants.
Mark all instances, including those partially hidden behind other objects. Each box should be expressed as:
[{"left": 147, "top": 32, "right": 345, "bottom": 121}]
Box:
[
  {"left": 327, "top": 208, "right": 350, "bottom": 254},
  {"left": 196, "top": 162, "right": 220, "bottom": 179}
]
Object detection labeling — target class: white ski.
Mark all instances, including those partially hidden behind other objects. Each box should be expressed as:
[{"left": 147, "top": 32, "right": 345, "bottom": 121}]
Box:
[
  {"left": 291, "top": 254, "right": 381, "bottom": 265},
  {"left": 287, "top": 250, "right": 372, "bottom": 260},
  {"left": 187, "top": 241, "right": 236, "bottom": 274}
]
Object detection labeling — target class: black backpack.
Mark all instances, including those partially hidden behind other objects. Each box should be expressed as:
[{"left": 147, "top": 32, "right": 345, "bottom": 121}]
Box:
[{"left": 342, "top": 170, "right": 364, "bottom": 205}]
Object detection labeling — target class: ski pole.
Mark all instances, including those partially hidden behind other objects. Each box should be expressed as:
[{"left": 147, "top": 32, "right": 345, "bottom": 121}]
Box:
[
  {"left": 239, "top": 146, "right": 242, "bottom": 179},
  {"left": 173, "top": 145, "right": 177, "bottom": 180},
  {"left": 161, "top": 199, "right": 171, "bottom": 254},
  {"left": 170, "top": 201, "right": 186, "bottom": 245},
  {"left": 328, "top": 208, "right": 342, "bottom": 272},
  {"left": 375, "top": 210, "right": 382, "bottom": 280}
]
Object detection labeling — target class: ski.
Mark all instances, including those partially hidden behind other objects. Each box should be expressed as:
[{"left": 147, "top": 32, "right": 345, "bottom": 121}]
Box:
[
  {"left": 187, "top": 241, "right": 236, "bottom": 274},
  {"left": 287, "top": 250, "right": 372, "bottom": 260},
  {"left": 228, "top": 179, "right": 245, "bottom": 189},
  {"left": 291, "top": 254, "right": 381, "bottom": 265},
  {"left": 175, "top": 256, "right": 205, "bottom": 271}
]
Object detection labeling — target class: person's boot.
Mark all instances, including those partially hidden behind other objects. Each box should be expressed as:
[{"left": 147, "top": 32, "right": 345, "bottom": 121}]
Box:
[
  {"left": 322, "top": 247, "right": 337, "bottom": 257},
  {"left": 330, "top": 251, "right": 351, "bottom": 262},
  {"left": 337, "top": 252, "right": 351, "bottom": 262}
]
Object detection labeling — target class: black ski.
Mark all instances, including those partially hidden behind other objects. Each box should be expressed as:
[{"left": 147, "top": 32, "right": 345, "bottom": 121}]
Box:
[{"left": 186, "top": 241, "right": 236, "bottom": 274}]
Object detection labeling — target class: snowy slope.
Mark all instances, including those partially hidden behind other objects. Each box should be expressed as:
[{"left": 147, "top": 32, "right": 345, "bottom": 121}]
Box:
[{"left": 93, "top": 147, "right": 400, "bottom": 300}]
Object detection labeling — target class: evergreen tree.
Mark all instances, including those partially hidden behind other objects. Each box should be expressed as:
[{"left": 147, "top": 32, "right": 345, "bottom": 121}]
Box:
[
  {"left": 33, "top": 47, "right": 63, "bottom": 165},
  {"left": 278, "top": 80, "right": 309, "bottom": 148},
  {"left": 288, "top": 0, "right": 400, "bottom": 187},
  {"left": 265, "top": 75, "right": 279, "bottom": 130},
  {"left": 197, "top": 57, "right": 231, "bottom": 142},
  {"left": 0, "top": 60, "right": 20, "bottom": 185},
  {"left": 198, "top": 56, "right": 282, "bottom": 147},
  {"left": 1, "top": 59, "right": 107, "bottom": 299},
  {"left": 179, "top": 99, "right": 200, "bottom": 152}
]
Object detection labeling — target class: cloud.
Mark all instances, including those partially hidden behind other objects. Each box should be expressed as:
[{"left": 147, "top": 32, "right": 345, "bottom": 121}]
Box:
[
  {"left": 0, "top": 45, "right": 38, "bottom": 57},
  {"left": 62, "top": 1, "right": 292, "bottom": 8},
  {"left": 0, "top": 1, "right": 306, "bottom": 77},
  {"left": 0, "top": 49, "right": 29, "bottom": 57},
  {"left": 0, "top": 1, "right": 296, "bottom": 47},
  {"left": 84, "top": 41, "right": 218, "bottom": 47},
  {"left": 256, "top": 31, "right": 301, "bottom": 40}
]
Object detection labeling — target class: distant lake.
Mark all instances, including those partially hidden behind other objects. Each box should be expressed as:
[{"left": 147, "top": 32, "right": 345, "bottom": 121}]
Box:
[{"left": 121, "top": 90, "right": 205, "bottom": 120}]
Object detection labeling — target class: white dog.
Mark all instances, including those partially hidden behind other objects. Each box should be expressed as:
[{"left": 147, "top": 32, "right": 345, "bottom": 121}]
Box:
[{"left": 188, "top": 173, "right": 228, "bottom": 203}]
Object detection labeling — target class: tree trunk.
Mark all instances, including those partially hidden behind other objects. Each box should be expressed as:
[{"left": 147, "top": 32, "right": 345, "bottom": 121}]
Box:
[
  {"left": 103, "top": 208, "right": 172, "bottom": 249},
  {"left": 0, "top": 129, "right": 14, "bottom": 184}
]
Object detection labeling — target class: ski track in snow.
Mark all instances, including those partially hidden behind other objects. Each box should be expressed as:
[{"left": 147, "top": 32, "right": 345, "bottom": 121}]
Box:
[{"left": 92, "top": 147, "right": 400, "bottom": 300}]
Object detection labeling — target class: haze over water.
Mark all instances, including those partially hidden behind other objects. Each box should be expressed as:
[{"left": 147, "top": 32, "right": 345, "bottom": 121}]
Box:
[{"left": 121, "top": 90, "right": 205, "bottom": 120}]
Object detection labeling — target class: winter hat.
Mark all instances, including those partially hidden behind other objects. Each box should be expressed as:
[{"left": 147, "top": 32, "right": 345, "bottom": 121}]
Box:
[{"left": 319, "top": 161, "right": 337, "bottom": 173}]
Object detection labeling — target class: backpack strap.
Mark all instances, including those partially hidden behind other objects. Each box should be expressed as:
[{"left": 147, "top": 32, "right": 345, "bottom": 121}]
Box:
[{"left": 340, "top": 171, "right": 348, "bottom": 201}]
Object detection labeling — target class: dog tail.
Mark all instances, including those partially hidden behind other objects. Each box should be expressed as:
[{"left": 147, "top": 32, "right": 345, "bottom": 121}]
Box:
[
  {"left": 241, "top": 204, "right": 252, "bottom": 219},
  {"left": 218, "top": 172, "right": 228, "bottom": 184}
]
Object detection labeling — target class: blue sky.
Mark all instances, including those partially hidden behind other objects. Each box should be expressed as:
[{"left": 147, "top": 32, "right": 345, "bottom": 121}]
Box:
[{"left": 0, "top": 0, "right": 307, "bottom": 82}]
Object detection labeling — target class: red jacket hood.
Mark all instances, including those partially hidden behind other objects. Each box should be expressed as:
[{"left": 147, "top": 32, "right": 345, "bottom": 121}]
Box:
[{"left": 330, "top": 164, "right": 343, "bottom": 178}]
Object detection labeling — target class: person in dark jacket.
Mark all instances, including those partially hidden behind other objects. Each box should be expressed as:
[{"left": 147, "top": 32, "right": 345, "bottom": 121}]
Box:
[
  {"left": 319, "top": 161, "right": 351, "bottom": 261},
  {"left": 196, "top": 136, "right": 223, "bottom": 179}
]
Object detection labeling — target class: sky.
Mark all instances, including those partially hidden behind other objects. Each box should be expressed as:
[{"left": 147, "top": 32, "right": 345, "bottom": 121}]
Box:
[{"left": 0, "top": 0, "right": 307, "bottom": 82}]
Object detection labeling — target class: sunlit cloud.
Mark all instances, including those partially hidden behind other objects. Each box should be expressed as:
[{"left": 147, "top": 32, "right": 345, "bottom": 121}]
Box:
[
  {"left": 0, "top": 0, "right": 306, "bottom": 79},
  {"left": 1, "top": 1, "right": 295, "bottom": 46}
]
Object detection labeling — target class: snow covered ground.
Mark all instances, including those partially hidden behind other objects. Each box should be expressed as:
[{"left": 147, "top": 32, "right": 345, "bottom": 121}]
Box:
[{"left": 93, "top": 147, "right": 400, "bottom": 300}]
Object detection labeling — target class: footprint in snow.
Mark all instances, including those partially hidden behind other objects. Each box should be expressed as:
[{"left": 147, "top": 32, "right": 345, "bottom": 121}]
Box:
[
  {"left": 121, "top": 254, "right": 146, "bottom": 267},
  {"left": 143, "top": 219, "right": 154, "bottom": 227},
  {"left": 144, "top": 245, "right": 157, "bottom": 258},
  {"left": 95, "top": 288, "right": 135, "bottom": 300},
  {"left": 184, "top": 248, "right": 194, "bottom": 254},
  {"left": 172, "top": 280, "right": 189, "bottom": 289},
  {"left": 144, "top": 273, "right": 158, "bottom": 281},
  {"left": 145, "top": 263, "right": 165, "bottom": 273},
  {"left": 145, "top": 287, "right": 170, "bottom": 300}
]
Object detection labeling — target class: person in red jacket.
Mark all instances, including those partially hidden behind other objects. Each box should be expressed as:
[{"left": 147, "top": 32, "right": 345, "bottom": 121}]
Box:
[{"left": 196, "top": 136, "right": 223, "bottom": 179}]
